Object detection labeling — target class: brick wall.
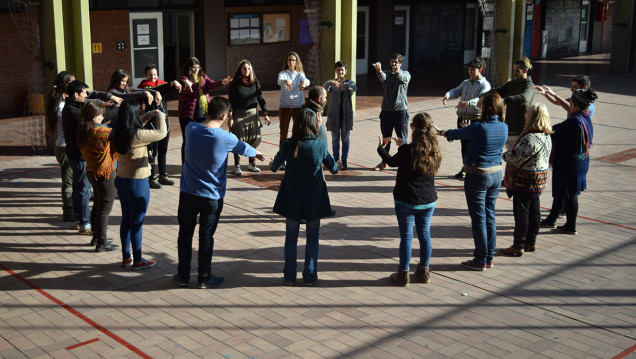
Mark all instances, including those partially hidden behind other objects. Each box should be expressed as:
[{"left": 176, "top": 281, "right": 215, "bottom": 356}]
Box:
[
  {"left": 601, "top": 2, "right": 614, "bottom": 53},
  {"left": 90, "top": 10, "right": 131, "bottom": 92},
  {"left": 225, "top": 5, "right": 313, "bottom": 89},
  {"left": 0, "top": 13, "right": 41, "bottom": 117}
]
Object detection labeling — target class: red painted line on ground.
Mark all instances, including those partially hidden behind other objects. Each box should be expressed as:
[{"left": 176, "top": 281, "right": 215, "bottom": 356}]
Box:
[
  {"left": 595, "top": 148, "right": 636, "bottom": 164},
  {"left": 612, "top": 343, "right": 636, "bottom": 359},
  {"left": 65, "top": 338, "right": 100, "bottom": 350},
  {"left": 0, "top": 264, "right": 152, "bottom": 359}
]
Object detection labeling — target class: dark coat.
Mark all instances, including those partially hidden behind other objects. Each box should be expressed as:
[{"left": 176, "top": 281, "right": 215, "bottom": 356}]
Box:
[
  {"left": 551, "top": 112, "right": 593, "bottom": 199},
  {"left": 177, "top": 75, "right": 224, "bottom": 119},
  {"left": 488, "top": 76, "right": 535, "bottom": 135},
  {"left": 323, "top": 79, "right": 357, "bottom": 132},
  {"left": 271, "top": 136, "right": 338, "bottom": 221}
]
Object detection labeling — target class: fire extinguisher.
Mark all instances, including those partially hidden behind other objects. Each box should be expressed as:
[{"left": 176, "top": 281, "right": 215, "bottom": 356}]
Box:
[{"left": 596, "top": 0, "right": 608, "bottom": 23}]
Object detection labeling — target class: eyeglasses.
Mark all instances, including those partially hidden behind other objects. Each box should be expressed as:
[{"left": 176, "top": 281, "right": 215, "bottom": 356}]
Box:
[{"left": 190, "top": 66, "right": 201, "bottom": 71}]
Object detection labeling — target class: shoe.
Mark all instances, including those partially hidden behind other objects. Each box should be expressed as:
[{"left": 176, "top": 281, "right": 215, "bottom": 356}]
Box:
[
  {"left": 75, "top": 223, "right": 80, "bottom": 229},
  {"left": 283, "top": 279, "right": 295, "bottom": 286},
  {"left": 79, "top": 227, "right": 92, "bottom": 235},
  {"left": 173, "top": 273, "right": 189, "bottom": 287},
  {"left": 341, "top": 159, "right": 348, "bottom": 170},
  {"left": 524, "top": 245, "right": 536, "bottom": 252},
  {"left": 121, "top": 258, "right": 133, "bottom": 268},
  {"left": 149, "top": 177, "right": 162, "bottom": 189},
  {"left": 337, "top": 159, "right": 342, "bottom": 169},
  {"left": 132, "top": 258, "right": 156, "bottom": 271},
  {"left": 247, "top": 163, "right": 261, "bottom": 172},
  {"left": 329, "top": 209, "right": 337, "bottom": 216},
  {"left": 197, "top": 274, "right": 224, "bottom": 288},
  {"left": 89, "top": 237, "right": 97, "bottom": 246},
  {"left": 556, "top": 225, "right": 577, "bottom": 235},
  {"left": 454, "top": 169, "right": 465, "bottom": 179},
  {"left": 158, "top": 175, "right": 175, "bottom": 186},
  {"left": 374, "top": 161, "right": 387, "bottom": 171},
  {"left": 461, "top": 260, "right": 486, "bottom": 271},
  {"left": 414, "top": 263, "right": 430, "bottom": 283},
  {"left": 557, "top": 213, "right": 566, "bottom": 219},
  {"left": 303, "top": 279, "right": 318, "bottom": 286},
  {"left": 540, "top": 218, "right": 556, "bottom": 228},
  {"left": 500, "top": 246, "right": 523, "bottom": 257},
  {"left": 233, "top": 165, "right": 243, "bottom": 176},
  {"left": 95, "top": 239, "right": 120, "bottom": 252},
  {"left": 390, "top": 269, "right": 409, "bottom": 286},
  {"left": 486, "top": 261, "right": 494, "bottom": 269}
]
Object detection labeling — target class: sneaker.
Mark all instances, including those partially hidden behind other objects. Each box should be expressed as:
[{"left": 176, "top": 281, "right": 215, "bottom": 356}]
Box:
[
  {"left": 233, "top": 165, "right": 243, "bottom": 176},
  {"left": 121, "top": 258, "right": 133, "bottom": 268},
  {"left": 283, "top": 279, "right": 295, "bottom": 287},
  {"left": 173, "top": 273, "right": 189, "bottom": 287},
  {"left": 454, "top": 169, "right": 465, "bottom": 179},
  {"left": 197, "top": 274, "right": 224, "bottom": 289},
  {"left": 337, "top": 159, "right": 342, "bottom": 169},
  {"left": 486, "top": 261, "right": 494, "bottom": 269},
  {"left": 247, "top": 163, "right": 261, "bottom": 172},
  {"left": 500, "top": 246, "right": 523, "bottom": 257},
  {"left": 374, "top": 161, "right": 387, "bottom": 171},
  {"left": 95, "top": 241, "right": 119, "bottom": 252},
  {"left": 341, "top": 159, "right": 348, "bottom": 171},
  {"left": 557, "top": 212, "right": 566, "bottom": 219},
  {"left": 149, "top": 177, "right": 162, "bottom": 189},
  {"left": 79, "top": 227, "right": 92, "bottom": 235},
  {"left": 556, "top": 225, "right": 577, "bottom": 235},
  {"left": 461, "top": 260, "right": 486, "bottom": 271},
  {"left": 524, "top": 245, "right": 536, "bottom": 252},
  {"left": 304, "top": 279, "right": 318, "bottom": 286},
  {"left": 539, "top": 218, "right": 556, "bottom": 228},
  {"left": 132, "top": 258, "right": 156, "bottom": 271},
  {"left": 158, "top": 175, "right": 175, "bottom": 186}
]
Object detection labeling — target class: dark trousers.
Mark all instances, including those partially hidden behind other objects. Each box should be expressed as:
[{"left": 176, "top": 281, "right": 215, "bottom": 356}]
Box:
[
  {"left": 457, "top": 117, "right": 468, "bottom": 166},
  {"left": 546, "top": 177, "right": 579, "bottom": 228},
  {"left": 177, "top": 192, "right": 224, "bottom": 283},
  {"left": 87, "top": 171, "right": 117, "bottom": 241},
  {"left": 69, "top": 159, "right": 91, "bottom": 227},
  {"left": 512, "top": 190, "right": 541, "bottom": 248},
  {"left": 149, "top": 119, "right": 170, "bottom": 177},
  {"left": 379, "top": 110, "right": 409, "bottom": 155}
]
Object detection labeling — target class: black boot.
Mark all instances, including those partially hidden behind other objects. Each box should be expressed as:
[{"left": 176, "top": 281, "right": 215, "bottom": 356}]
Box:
[
  {"left": 95, "top": 238, "right": 120, "bottom": 252},
  {"left": 390, "top": 268, "right": 410, "bottom": 287},
  {"left": 342, "top": 159, "right": 348, "bottom": 170}
]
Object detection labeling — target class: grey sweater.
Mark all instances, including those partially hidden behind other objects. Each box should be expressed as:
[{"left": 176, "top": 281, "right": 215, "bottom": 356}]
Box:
[
  {"left": 488, "top": 76, "right": 535, "bottom": 135},
  {"left": 377, "top": 70, "right": 411, "bottom": 112}
]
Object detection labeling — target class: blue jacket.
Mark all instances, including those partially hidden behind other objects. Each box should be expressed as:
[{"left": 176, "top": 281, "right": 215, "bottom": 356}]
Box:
[
  {"left": 271, "top": 135, "right": 338, "bottom": 221},
  {"left": 445, "top": 115, "right": 508, "bottom": 168}
]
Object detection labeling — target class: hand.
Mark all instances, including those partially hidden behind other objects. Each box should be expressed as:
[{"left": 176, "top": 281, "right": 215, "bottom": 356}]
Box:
[
  {"left": 149, "top": 109, "right": 163, "bottom": 118},
  {"left": 110, "top": 96, "right": 123, "bottom": 104},
  {"left": 173, "top": 81, "right": 182, "bottom": 93},
  {"left": 372, "top": 62, "right": 382, "bottom": 73},
  {"left": 460, "top": 119, "right": 470, "bottom": 127},
  {"left": 104, "top": 100, "right": 117, "bottom": 106},
  {"left": 227, "top": 114, "right": 234, "bottom": 129},
  {"left": 542, "top": 85, "right": 556, "bottom": 96},
  {"left": 329, "top": 80, "right": 339, "bottom": 88},
  {"left": 285, "top": 79, "right": 292, "bottom": 90},
  {"left": 431, "top": 123, "right": 443, "bottom": 134},
  {"left": 393, "top": 137, "right": 404, "bottom": 147},
  {"left": 145, "top": 91, "right": 153, "bottom": 104},
  {"left": 442, "top": 94, "right": 449, "bottom": 107},
  {"left": 183, "top": 79, "right": 193, "bottom": 92},
  {"left": 534, "top": 85, "right": 546, "bottom": 94},
  {"left": 155, "top": 92, "right": 162, "bottom": 105},
  {"left": 255, "top": 152, "right": 268, "bottom": 161},
  {"left": 264, "top": 116, "right": 271, "bottom": 126},
  {"left": 221, "top": 76, "right": 232, "bottom": 85},
  {"left": 456, "top": 101, "right": 469, "bottom": 109},
  {"left": 198, "top": 76, "right": 205, "bottom": 87},
  {"left": 378, "top": 136, "right": 390, "bottom": 147},
  {"left": 298, "top": 80, "right": 308, "bottom": 91}
]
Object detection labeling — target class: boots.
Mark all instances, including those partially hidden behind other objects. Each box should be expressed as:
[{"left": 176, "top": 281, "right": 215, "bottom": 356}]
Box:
[
  {"left": 149, "top": 176, "right": 162, "bottom": 189},
  {"left": 95, "top": 238, "right": 120, "bottom": 252},
  {"left": 158, "top": 174, "right": 175, "bottom": 185},
  {"left": 390, "top": 268, "right": 409, "bottom": 287},
  {"left": 414, "top": 263, "right": 431, "bottom": 283}
]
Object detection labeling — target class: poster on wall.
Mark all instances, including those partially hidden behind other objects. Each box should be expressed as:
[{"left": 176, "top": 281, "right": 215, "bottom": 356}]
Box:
[
  {"left": 299, "top": 18, "right": 313, "bottom": 44},
  {"left": 229, "top": 14, "right": 261, "bottom": 45},
  {"left": 263, "top": 13, "right": 290, "bottom": 43}
]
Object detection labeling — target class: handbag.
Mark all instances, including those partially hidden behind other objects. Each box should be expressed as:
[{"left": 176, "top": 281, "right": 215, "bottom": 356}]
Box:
[{"left": 503, "top": 137, "right": 549, "bottom": 193}]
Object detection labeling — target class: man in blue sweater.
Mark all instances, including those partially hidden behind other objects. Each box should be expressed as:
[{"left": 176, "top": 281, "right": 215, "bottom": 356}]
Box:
[{"left": 174, "top": 97, "right": 267, "bottom": 289}]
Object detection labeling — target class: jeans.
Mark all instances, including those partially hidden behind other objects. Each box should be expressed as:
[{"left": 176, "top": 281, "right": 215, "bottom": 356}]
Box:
[
  {"left": 379, "top": 110, "right": 409, "bottom": 155},
  {"left": 394, "top": 202, "right": 435, "bottom": 270},
  {"left": 331, "top": 125, "right": 351, "bottom": 161},
  {"left": 115, "top": 177, "right": 150, "bottom": 262},
  {"left": 284, "top": 218, "right": 320, "bottom": 283},
  {"left": 69, "top": 159, "right": 91, "bottom": 228},
  {"left": 177, "top": 192, "right": 224, "bottom": 283},
  {"left": 54, "top": 146, "right": 74, "bottom": 219},
  {"left": 464, "top": 171, "right": 501, "bottom": 265},
  {"left": 512, "top": 190, "right": 541, "bottom": 248},
  {"left": 545, "top": 177, "right": 579, "bottom": 229},
  {"left": 87, "top": 171, "right": 117, "bottom": 241},
  {"left": 278, "top": 107, "right": 300, "bottom": 145}
]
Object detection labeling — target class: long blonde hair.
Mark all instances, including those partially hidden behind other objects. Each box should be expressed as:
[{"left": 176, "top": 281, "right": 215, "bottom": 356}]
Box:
[
  {"left": 410, "top": 113, "right": 442, "bottom": 175},
  {"left": 524, "top": 103, "right": 553, "bottom": 134}
]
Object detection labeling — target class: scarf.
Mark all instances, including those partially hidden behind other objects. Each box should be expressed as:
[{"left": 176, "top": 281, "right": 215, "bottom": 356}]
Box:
[
  {"left": 192, "top": 74, "right": 208, "bottom": 115},
  {"left": 572, "top": 112, "right": 592, "bottom": 159},
  {"left": 305, "top": 98, "right": 324, "bottom": 114},
  {"left": 137, "top": 79, "right": 166, "bottom": 88}
]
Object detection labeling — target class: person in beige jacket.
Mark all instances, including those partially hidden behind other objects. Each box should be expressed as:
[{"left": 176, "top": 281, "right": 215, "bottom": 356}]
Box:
[{"left": 112, "top": 101, "right": 167, "bottom": 270}]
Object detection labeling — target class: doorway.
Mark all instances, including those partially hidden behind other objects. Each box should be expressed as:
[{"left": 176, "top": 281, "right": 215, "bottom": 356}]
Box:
[
  {"left": 392, "top": 5, "right": 410, "bottom": 70},
  {"left": 129, "top": 12, "right": 164, "bottom": 86},
  {"left": 464, "top": 3, "right": 478, "bottom": 63},
  {"left": 356, "top": 6, "right": 369, "bottom": 75},
  {"left": 579, "top": 1, "right": 590, "bottom": 53}
]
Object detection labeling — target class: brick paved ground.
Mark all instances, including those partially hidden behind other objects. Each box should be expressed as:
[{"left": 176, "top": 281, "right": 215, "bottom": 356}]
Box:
[{"left": 1, "top": 54, "right": 635, "bottom": 358}]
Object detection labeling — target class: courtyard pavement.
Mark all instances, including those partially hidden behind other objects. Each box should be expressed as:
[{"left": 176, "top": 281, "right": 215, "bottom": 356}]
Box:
[{"left": 0, "top": 54, "right": 635, "bottom": 358}]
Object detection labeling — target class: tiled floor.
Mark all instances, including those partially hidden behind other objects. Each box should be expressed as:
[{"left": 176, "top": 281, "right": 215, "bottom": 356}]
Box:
[{"left": 0, "top": 54, "right": 635, "bottom": 358}]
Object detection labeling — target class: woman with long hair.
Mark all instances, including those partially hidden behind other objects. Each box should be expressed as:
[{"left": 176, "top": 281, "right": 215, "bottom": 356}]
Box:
[
  {"left": 541, "top": 89, "right": 596, "bottom": 235},
  {"left": 434, "top": 93, "right": 508, "bottom": 271},
  {"left": 77, "top": 101, "right": 119, "bottom": 252},
  {"left": 277, "top": 51, "right": 310, "bottom": 145},
  {"left": 500, "top": 104, "right": 552, "bottom": 256},
  {"left": 177, "top": 56, "right": 231, "bottom": 162},
  {"left": 112, "top": 101, "right": 167, "bottom": 270},
  {"left": 377, "top": 113, "right": 442, "bottom": 286},
  {"left": 108, "top": 69, "right": 159, "bottom": 104},
  {"left": 47, "top": 70, "right": 75, "bottom": 222},
  {"left": 228, "top": 59, "right": 270, "bottom": 175},
  {"left": 271, "top": 108, "right": 338, "bottom": 286}
]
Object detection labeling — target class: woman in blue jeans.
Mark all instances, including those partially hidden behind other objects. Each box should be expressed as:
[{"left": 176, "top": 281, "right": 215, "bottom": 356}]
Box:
[
  {"left": 271, "top": 108, "right": 338, "bottom": 286},
  {"left": 377, "top": 112, "right": 442, "bottom": 286},
  {"left": 434, "top": 93, "right": 508, "bottom": 271}
]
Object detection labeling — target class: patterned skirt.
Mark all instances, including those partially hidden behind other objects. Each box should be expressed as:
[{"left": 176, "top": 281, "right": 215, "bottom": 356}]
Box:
[{"left": 230, "top": 108, "right": 262, "bottom": 148}]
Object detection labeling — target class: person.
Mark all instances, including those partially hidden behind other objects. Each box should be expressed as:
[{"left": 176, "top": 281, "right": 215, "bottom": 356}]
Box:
[
  {"left": 47, "top": 71, "right": 75, "bottom": 222},
  {"left": 323, "top": 60, "right": 357, "bottom": 170},
  {"left": 63, "top": 80, "right": 121, "bottom": 235},
  {"left": 174, "top": 97, "right": 267, "bottom": 288},
  {"left": 372, "top": 53, "right": 411, "bottom": 170},
  {"left": 303, "top": 86, "right": 328, "bottom": 145},
  {"left": 500, "top": 104, "right": 552, "bottom": 256},
  {"left": 112, "top": 101, "right": 167, "bottom": 270},
  {"left": 442, "top": 57, "right": 491, "bottom": 179},
  {"left": 271, "top": 108, "right": 338, "bottom": 286},
  {"left": 377, "top": 112, "right": 442, "bottom": 286},
  {"left": 538, "top": 89, "right": 596, "bottom": 235},
  {"left": 178, "top": 56, "right": 231, "bottom": 162},
  {"left": 433, "top": 93, "right": 508, "bottom": 271},
  {"left": 77, "top": 100, "right": 120, "bottom": 252},
  {"left": 277, "top": 51, "right": 310, "bottom": 145},
  {"left": 484, "top": 57, "right": 534, "bottom": 151},
  {"left": 137, "top": 64, "right": 182, "bottom": 188},
  {"left": 227, "top": 59, "right": 271, "bottom": 176}
]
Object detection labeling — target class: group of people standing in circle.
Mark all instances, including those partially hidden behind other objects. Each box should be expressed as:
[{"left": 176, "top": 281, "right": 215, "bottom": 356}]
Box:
[{"left": 46, "top": 50, "right": 596, "bottom": 288}]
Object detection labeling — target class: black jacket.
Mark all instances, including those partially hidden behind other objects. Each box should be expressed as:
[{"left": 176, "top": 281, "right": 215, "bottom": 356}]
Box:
[{"left": 377, "top": 144, "right": 438, "bottom": 205}]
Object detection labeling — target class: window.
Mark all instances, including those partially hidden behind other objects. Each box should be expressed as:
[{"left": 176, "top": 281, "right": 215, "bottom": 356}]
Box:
[{"left": 228, "top": 13, "right": 291, "bottom": 46}]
